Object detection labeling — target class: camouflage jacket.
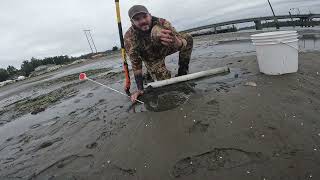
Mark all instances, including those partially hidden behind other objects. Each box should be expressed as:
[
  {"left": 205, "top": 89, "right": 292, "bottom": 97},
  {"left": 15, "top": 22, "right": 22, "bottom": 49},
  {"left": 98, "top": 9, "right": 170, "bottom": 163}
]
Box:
[{"left": 124, "top": 16, "right": 187, "bottom": 72}]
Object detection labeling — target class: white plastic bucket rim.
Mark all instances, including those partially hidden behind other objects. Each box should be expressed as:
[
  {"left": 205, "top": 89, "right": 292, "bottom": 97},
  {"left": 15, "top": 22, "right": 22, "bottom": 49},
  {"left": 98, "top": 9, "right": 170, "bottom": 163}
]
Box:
[
  {"left": 251, "top": 30, "right": 297, "bottom": 36},
  {"left": 252, "top": 37, "right": 298, "bottom": 44},
  {"left": 251, "top": 34, "right": 298, "bottom": 41},
  {"left": 252, "top": 35, "right": 299, "bottom": 44},
  {"left": 253, "top": 38, "right": 299, "bottom": 46},
  {"left": 251, "top": 31, "right": 297, "bottom": 38},
  {"left": 251, "top": 33, "right": 298, "bottom": 40}
]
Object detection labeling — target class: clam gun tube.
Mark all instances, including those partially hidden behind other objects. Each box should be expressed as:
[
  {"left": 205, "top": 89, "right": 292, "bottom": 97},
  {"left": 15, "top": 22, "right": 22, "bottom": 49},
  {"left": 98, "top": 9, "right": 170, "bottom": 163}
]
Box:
[{"left": 147, "top": 66, "right": 230, "bottom": 88}]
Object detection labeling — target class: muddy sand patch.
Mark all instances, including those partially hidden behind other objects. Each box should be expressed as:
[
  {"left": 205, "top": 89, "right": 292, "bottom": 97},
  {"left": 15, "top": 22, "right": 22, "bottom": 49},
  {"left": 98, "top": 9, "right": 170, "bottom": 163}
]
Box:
[{"left": 0, "top": 83, "right": 81, "bottom": 126}]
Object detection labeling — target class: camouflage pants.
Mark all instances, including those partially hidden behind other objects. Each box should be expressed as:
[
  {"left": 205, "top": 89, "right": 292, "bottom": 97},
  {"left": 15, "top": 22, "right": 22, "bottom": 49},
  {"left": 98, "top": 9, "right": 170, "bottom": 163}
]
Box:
[{"left": 144, "top": 33, "right": 193, "bottom": 81}]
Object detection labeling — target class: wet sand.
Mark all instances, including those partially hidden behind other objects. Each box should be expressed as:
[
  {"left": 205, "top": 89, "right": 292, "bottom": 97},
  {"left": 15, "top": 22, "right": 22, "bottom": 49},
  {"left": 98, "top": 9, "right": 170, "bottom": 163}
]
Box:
[{"left": 1, "top": 29, "right": 320, "bottom": 180}]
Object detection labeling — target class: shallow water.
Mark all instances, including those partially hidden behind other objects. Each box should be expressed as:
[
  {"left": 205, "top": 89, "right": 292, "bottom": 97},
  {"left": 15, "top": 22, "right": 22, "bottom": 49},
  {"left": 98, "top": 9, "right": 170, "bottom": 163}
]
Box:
[{"left": 300, "top": 38, "right": 320, "bottom": 51}]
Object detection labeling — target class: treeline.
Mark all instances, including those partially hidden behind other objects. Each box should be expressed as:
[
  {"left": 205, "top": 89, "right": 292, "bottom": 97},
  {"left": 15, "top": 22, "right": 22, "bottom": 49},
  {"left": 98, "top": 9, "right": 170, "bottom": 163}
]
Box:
[
  {"left": 0, "top": 46, "right": 120, "bottom": 82},
  {"left": 21, "top": 56, "right": 76, "bottom": 77},
  {"left": 0, "top": 55, "right": 76, "bottom": 82},
  {"left": 0, "top": 66, "right": 16, "bottom": 82}
]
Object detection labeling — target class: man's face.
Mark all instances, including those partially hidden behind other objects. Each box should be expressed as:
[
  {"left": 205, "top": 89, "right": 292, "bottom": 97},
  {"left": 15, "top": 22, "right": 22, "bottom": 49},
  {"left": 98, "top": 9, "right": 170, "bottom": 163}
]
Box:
[{"left": 132, "top": 13, "right": 152, "bottom": 32}]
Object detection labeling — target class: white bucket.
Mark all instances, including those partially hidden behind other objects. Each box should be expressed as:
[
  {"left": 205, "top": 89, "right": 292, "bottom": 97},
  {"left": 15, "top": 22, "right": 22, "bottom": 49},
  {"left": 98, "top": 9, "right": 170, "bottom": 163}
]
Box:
[{"left": 251, "top": 31, "right": 299, "bottom": 75}]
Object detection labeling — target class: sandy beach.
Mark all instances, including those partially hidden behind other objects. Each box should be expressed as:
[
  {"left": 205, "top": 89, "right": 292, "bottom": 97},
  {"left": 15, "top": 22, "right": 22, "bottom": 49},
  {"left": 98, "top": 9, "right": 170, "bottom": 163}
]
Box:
[{"left": 1, "top": 28, "right": 320, "bottom": 180}]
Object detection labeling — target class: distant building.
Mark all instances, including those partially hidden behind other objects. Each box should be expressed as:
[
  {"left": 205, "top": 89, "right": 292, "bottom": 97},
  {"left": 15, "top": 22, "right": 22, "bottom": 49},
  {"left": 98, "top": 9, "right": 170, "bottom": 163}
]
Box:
[
  {"left": 17, "top": 76, "right": 26, "bottom": 81},
  {"left": 34, "top": 65, "right": 50, "bottom": 72}
]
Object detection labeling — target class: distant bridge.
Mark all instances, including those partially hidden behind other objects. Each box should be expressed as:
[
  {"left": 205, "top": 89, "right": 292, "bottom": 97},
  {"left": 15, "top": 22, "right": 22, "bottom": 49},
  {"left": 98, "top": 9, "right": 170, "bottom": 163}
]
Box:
[{"left": 181, "top": 14, "right": 320, "bottom": 33}]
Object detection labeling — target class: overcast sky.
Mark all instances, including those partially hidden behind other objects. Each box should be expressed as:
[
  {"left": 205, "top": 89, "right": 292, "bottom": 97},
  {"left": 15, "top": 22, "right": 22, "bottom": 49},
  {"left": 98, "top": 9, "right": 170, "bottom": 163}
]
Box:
[{"left": 0, "top": 0, "right": 319, "bottom": 68}]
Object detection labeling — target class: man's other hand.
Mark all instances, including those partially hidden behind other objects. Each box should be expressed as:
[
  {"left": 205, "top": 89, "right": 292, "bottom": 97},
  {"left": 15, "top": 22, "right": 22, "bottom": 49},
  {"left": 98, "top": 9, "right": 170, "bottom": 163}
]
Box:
[{"left": 131, "top": 90, "right": 144, "bottom": 103}]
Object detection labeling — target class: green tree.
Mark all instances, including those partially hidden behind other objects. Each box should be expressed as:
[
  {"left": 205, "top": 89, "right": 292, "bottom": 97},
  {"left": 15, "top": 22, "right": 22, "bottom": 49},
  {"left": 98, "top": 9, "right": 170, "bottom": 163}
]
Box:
[
  {"left": 112, "top": 46, "right": 118, "bottom": 51},
  {"left": 21, "top": 60, "right": 35, "bottom": 77},
  {"left": 6, "top": 66, "right": 18, "bottom": 76},
  {"left": 0, "top": 68, "right": 9, "bottom": 82},
  {"left": 30, "top": 57, "right": 43, "bottom": 68}
]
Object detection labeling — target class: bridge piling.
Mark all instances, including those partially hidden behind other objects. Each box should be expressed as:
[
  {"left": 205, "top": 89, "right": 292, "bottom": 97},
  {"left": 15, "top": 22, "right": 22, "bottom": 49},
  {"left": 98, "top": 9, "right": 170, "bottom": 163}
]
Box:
[{"left": 254, "top": 20, "right": 263, "bottom": 30}]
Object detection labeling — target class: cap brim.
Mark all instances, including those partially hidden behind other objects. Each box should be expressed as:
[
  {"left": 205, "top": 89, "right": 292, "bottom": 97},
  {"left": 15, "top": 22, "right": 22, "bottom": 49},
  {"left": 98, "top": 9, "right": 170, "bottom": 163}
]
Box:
[{"left": 131, "top": 11, "right": 148, "bottom": 19}]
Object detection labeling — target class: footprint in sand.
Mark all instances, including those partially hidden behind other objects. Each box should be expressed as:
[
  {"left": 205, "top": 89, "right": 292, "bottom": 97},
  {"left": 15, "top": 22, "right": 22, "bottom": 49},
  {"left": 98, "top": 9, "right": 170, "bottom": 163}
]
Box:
[
  {"left": 86, "top": 142, "right": 98, "bottom": 149},
  {"left": 34, "top": 137, "right": 63, "bottom": 152},
  {"left": 85, "top": 93, "right": 94, "bottom": 98},
  {"left": 172, "top": 148, "right": 265, "bottom": 178},
  {"left": 188, "top": 121, "right": 209, "bottom": 134},
  {"left": 205, "top": 99, "right": 220, "bottom": 117},
  {"left": 73, "top": 99, "right": 81, "bottom": 103}
]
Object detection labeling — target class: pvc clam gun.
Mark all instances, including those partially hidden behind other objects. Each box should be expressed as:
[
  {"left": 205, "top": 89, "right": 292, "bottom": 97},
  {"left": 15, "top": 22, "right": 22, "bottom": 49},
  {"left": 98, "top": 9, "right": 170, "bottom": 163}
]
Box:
[{"left": 147, "top": 67, "right": 230, "bottom": 88}]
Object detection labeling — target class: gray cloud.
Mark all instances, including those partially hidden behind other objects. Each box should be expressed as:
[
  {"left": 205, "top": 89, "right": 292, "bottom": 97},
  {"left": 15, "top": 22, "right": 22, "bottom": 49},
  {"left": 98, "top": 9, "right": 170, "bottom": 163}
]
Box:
[{"left": 0, "top": 0, "right": 319, "bottom": 68}]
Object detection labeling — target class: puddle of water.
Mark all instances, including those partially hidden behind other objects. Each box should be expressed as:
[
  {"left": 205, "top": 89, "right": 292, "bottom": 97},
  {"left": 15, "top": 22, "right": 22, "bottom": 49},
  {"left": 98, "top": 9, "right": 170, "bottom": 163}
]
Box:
[
  {"left": 192, "top": 40, "right": 256, "bottom": 59},
  {"left": 192, "top": 37, "right": 320, "bottom": 61},
  {"left": 142, "top": 83, "right": 195, "bottom": 112},
  {"left": 299, "top": 38, "right": 320, "bottom": 51},
  {"left": 139, "top": 68, "right": 240, "bottom": 112}
]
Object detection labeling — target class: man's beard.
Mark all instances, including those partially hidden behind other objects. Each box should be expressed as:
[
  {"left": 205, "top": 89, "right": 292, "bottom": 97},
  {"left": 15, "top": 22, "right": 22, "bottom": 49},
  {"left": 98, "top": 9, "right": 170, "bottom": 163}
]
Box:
[
  {"left": 141, "top": 25, "right": 150, "bottom": 31},
  {"left": 138, "top": 23, "right": 151, "bottom": 32}
]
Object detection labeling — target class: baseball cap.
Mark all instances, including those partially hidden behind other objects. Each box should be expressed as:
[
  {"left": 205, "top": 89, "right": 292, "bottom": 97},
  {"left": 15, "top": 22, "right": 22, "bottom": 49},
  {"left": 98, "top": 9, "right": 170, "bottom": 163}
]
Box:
[{"left": 128, "top": 5, "right": 149, "bottom": 20}]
